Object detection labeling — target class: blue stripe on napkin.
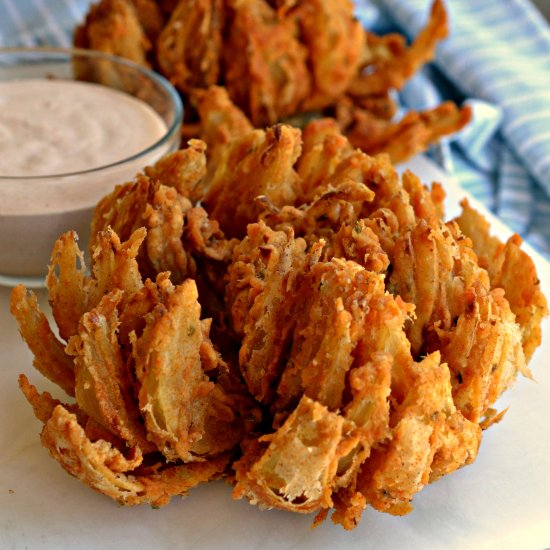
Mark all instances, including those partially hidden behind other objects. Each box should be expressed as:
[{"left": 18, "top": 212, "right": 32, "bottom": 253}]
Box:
[
  {"left": 0, "top": 0, "right": 90, "bottom": 48},
  {"left": 369, "top": 0, "right": 550, "bottom": 257}
]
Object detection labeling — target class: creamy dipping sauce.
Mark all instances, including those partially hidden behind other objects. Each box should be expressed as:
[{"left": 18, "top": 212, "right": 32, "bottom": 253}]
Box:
[
  {"left": 0, "top": 79, "right": 167, "bottom": 177},
  {"left": 0, "top": 77, "right": 179, "bottom": 279}
]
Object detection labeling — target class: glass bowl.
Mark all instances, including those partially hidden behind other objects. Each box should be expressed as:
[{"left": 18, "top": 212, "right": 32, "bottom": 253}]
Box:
[{"left": 0, "top": 47, "right": 183, "bottom": 287}]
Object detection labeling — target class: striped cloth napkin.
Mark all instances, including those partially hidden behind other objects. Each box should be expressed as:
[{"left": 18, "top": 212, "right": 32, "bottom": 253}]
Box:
[
  {"left": 358, "top": 0, "right": 550, "bottom": 257},
  {"left": 0, "top": 0, "right": 89, "bottom": 47},
  {"left": 1, "top": 0, "right": 550, "bottom": 256}
]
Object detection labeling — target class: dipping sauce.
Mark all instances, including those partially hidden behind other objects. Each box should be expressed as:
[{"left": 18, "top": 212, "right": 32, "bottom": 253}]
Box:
[
  {"left": 0, "top": 79, "right": 167, "bottom": 177},
  {"left": 0, "top": 75, "right": 180, "bottom": 281}
]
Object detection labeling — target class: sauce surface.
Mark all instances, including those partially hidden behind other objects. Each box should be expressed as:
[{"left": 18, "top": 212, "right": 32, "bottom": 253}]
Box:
[{"left": 0, "top": 79, "right": 167, "bottom": 177}]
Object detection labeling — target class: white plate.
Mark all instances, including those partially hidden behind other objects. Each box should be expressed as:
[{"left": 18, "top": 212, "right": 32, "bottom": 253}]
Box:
[{"left": 1, "top": 156, "right": 549, "bottom": 550}]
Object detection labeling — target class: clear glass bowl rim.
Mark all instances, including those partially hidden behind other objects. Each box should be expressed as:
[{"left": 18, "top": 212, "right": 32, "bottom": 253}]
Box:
[{"left": 0, "top": 46, "right": 183, "bottom": 180}]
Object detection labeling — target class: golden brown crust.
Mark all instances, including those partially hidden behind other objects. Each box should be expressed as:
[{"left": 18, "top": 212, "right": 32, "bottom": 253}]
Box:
[
  {"left": 156, "top": 0, "right": 224, "bottom": 91},
  {"left": 75, "top": 0, "right": 466, "bottom": 164},
  {"left": 233, "top": 396, "right": 360, "bottom": 513},
  {"left": 288, "top": 0, "right": 365, "bottom": 112},
  {"left": 456, "top": 199, "right": 548, "bottom": 362},
  {"left": 224, "top": 0, "right": 311, "bottom": 126},
  {"left": 203, "top": 125, "right": 301, "bottom": 238},
  {"left": 341, "top": 102, "right": 472, "bottom": 165},
  {"left": 13, "top": 119, "right": 546, "bottom": 528},
  {"left": 11, "top": 286, "right": 76, "bottom": 396},
  {"left": 38, "top": 399, "right": 228, "bottom": 506},
  {"left": 66, "top": 290, "right": 154, "bottom": 452},
  {"left": 349, "top": 0, "right": 448, "bottom": 97},
  {"left": 225, "top": 222, "right": 308, "bottom": 401},
  {"left": 74, "top": 0, "right": 150, "bottom": 69}
]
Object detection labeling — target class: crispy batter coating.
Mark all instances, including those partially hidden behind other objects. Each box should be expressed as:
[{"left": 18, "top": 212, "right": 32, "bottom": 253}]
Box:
[
  {"left": 258, "top": 180, "right": 374, "bottom": 248},
  {"left": 287, "top": 0, "right": 365, "bottom": 112},
  {"left": 203, "top": 124, "right": 301, "bottom": 238},
  {"left": 130, "top": 0, "right": 166, "bottom": 43},
  {"left": 19, "top": 374, "right": 67, "bottom": 423},
  {"left": 42, "top": 233, "right": 87, "bottom": 343},
  {"left": 330, "top": 220, "right": 390, "bottom": 275},
  {"left": 224, "top": 213, "right": 486, "bottom": 524},
  {"left": 186, "top": 206, "right": 239, "bottom": 262},
  {"left": 385, "top": 175, "right": 529, "bottom": 423},
  {"left": 357, "top": 353, "right": 480, "bottom": 515},
  {"left": 234, "top": 396, "right": 360, "bottom": 513},
  {"left": 144, "top": 141, "right": 207, "bottom": 200},
  {"left": 10, "top": 286, "right": 75, "bottom": 396},
  {"left": 349, "top": 0, "right": 448, "bottom": 97},
  {"left": 225, "top": 222, "right": 308, "bottom": 401},
  {"left": 224, "top": 0, "right": 311, "bottom": 126},
  {"left": 92, "top": 176, "right": 194, "bottom": 283},
  {"left": 76, "top": 0, "right": 465, "bottom": 164},
  {"left": 389, "top": 217, "right": 458, "bottom": 356},
  {"left": 156, "top": 0, "right": 224, "bottom": 91},
  {"left": 341, "top": 102, "right": 472, "bottom": 165},
  {"left": 66, "top": 290, "right": 153, "bottom": 452},
  {"left": 456, "top": 199, "right": 548, "bottom": 362},
  {"left": 90, "top": 141, "right": 244, "bottom": 285},
  {"left": 294, "top": 118, "right": 354, "bottom": 201},
  {"left": 132, "top": 277, "right": 243, "bottom": 461},
  {"left": 74, "top": 0, "right": 149, "bottom": 64},
  {"left": 92, "top": 142, "right": 207, "bottom": 244},
  {"left": 141, "top": 184, "right": 193, "bottom": 283},
  {"left": 74, "top": 0, "right": 150, "bottom": 87},
  {"left": 24, "top": 384, "right": 228, "bottom": 506},
  {"left": 436, "top": 284, "right": 527, "bottom": 423},
  {"left": 191, "top": 87, "right": 254, "bottom": 158},
  {"left": 274, "top": 260, "right": 387, "bottom": 413},
  {"left": 16, "top": 223, "right": 251, "bottom": 472},
  {"left": 44, "top": 226, "right": 146, "bottom": 345},
  {"left": 13, "top": 120, "right": 546, "bottom": 529}
]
